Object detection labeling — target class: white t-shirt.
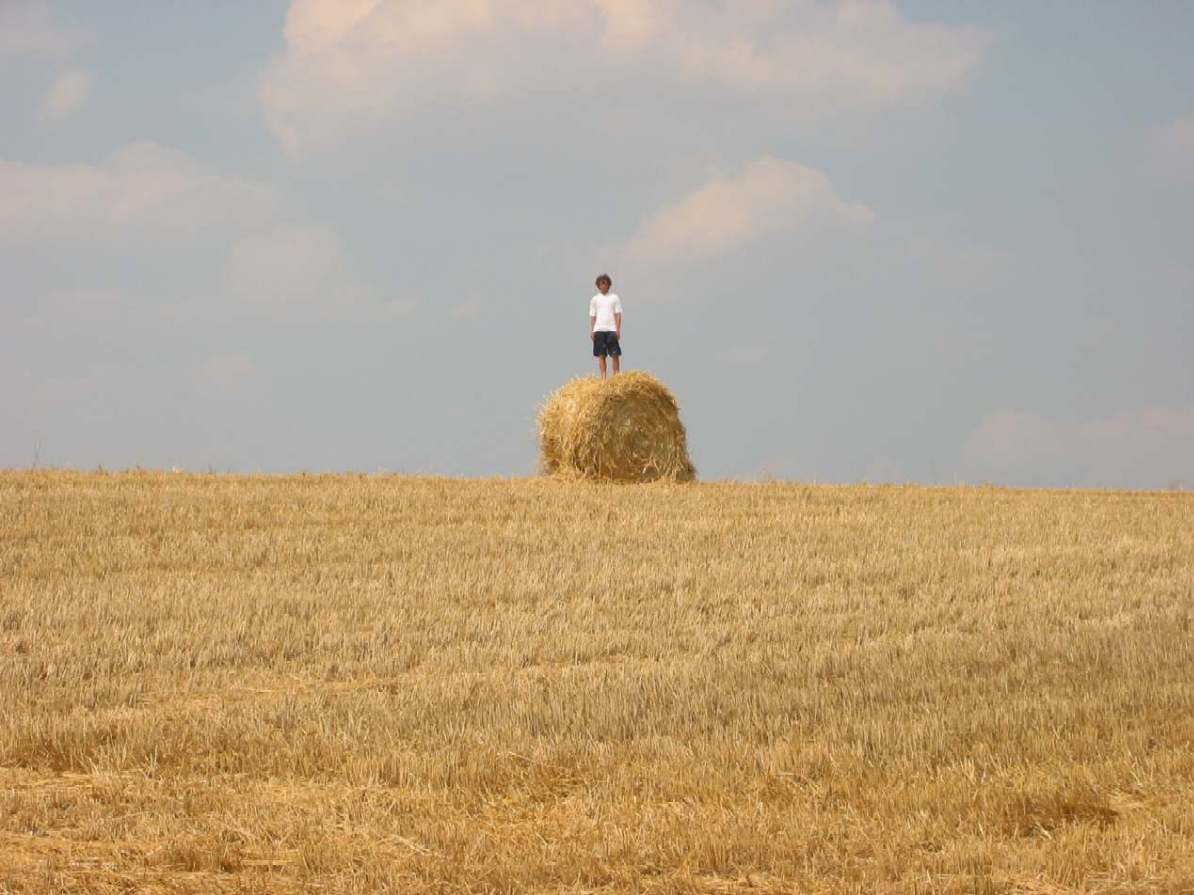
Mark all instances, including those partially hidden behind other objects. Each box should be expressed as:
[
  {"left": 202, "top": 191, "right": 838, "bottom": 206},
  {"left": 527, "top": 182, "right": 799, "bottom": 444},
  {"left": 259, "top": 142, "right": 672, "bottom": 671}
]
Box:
[{"left": 589, "top": 292, "right": 623, "bottom": 332}]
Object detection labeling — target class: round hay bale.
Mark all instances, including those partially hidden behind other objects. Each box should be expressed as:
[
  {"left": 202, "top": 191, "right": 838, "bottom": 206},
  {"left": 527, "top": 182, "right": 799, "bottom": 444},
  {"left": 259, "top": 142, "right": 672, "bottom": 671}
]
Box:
[{"left": 538, "top": 371, "right": 695, "bottom": 483}]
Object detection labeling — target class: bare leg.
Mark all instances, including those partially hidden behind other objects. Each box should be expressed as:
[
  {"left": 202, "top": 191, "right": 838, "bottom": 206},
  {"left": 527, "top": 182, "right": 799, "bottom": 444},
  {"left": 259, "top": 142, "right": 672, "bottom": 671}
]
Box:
[
  {"left": 597, "top": 355, "right": 607, "bottom": 380},
  {"left": 612, "top": 354, "right": 621, "bottom": 376}
]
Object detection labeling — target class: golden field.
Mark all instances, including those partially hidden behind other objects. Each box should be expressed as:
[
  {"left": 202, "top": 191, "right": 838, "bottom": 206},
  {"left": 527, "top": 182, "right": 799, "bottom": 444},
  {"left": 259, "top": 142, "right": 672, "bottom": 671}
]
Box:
[{"left": 1, "top": 470, "right": 1192, "bottom": 894}]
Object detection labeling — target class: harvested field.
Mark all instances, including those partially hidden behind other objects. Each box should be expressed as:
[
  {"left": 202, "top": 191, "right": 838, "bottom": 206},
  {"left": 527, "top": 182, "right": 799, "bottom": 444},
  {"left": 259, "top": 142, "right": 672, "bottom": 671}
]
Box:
[{"left": 1, "top": 470, "right": 1192, "bottom": 893}]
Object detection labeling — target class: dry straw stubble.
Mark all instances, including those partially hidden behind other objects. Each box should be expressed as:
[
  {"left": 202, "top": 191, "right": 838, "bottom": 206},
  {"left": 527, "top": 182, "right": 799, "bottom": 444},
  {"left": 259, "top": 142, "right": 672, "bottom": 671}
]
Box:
[
  {"left": 2, "top": 472, "right": 1194, "bottom": 893},
  {"left": 538, "top": 370, "right": 696, "bottom": 482}
]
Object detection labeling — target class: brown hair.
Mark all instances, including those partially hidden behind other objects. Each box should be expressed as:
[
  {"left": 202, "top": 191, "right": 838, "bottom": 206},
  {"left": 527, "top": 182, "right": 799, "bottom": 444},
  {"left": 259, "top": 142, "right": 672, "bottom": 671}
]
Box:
[{"left": 595, "top": 273, "right": 612, "bottom": 288}]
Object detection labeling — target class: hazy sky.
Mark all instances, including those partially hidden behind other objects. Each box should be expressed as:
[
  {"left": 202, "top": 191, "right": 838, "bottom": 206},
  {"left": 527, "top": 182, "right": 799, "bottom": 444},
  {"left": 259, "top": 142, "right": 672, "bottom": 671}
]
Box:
[{"left": 2, "top": 1, "right": 1192, "bottom": 487}]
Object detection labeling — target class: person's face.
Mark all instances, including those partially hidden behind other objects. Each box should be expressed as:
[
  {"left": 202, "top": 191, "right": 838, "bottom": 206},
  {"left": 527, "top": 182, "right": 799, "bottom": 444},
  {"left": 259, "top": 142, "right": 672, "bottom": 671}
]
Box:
[{"left": 597, "top": 280, "right": 610, "bottom": 294}]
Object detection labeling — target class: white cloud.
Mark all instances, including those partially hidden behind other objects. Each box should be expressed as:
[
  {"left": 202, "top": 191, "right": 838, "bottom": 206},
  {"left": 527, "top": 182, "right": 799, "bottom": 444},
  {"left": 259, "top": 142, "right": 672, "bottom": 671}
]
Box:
[
  {"left": 903, "top": 233, "right": 1011, "bottom": 293},
  {"left": 642, "top": 0, "right": 988, "bottom": 98},
  {"left": 201, "top": 353, "right": 256, "bottom": 392},
  {"left": 450, "top": 299, "right": 483, "bottom": 321},
  {"left": 1154, "top": 114, "right": 1194, "bottom": 180},
  {"left": 625, "top": 156, "right": 874, "bottom": 265},
  {"left": 222, "top": 223, "right": 416, "bottom": 322},
  {"left": 224, "top": 225, "right": 355, "bottom": 310},
  {"left": 753, "top": 453, "right": 811, "bottom": 483},
  {"left": 260, "top": 0, "right": 990, "bottom": 154},
  {"left": 282, "top": 0, "right": 381, "bottom": 54},
  {"left": 22, "top": 289, "right": 125, "bottom": 327},
  {"left": 961, "top": 406, "right": 1194, "bottom": 489},
  {"left": 370, "top": 297, "right": 421, "bottom": 321},
  {"left": 40, "top": 68, "right": 92, "bottom": 122},
  {"left": 0, "top": 142, "right": 275, "bottom": 243},
  {"left": 29, "top": 374, "right": 101, "bottom": 406},
  {"left": 0, "top": 2, "right": 88, "bottom": 57},
  {"left": 1, "top": 143, "right": 408, "bottom": 323},
  {"left": 860, "top": 456, "right": 905, "bottom": 484}
]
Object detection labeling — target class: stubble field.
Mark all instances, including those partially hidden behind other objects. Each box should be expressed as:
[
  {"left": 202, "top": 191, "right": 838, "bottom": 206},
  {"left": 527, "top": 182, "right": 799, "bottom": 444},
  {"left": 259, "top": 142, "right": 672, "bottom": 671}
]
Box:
[{"left": 1, "top": 470, "right": 1192, "bottom": 893}]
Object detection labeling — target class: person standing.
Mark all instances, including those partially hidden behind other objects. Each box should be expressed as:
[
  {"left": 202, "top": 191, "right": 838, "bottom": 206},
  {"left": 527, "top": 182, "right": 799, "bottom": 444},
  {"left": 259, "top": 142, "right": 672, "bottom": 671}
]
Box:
[{"left": 589, "top": 273, "right": 622, "bottom": 380}]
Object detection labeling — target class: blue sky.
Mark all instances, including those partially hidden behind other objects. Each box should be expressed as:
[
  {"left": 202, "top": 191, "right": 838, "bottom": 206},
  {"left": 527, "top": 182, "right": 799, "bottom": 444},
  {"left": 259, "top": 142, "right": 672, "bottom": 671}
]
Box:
[{"left": 2, "top": 1, "right": 1192, "bottom": 487}]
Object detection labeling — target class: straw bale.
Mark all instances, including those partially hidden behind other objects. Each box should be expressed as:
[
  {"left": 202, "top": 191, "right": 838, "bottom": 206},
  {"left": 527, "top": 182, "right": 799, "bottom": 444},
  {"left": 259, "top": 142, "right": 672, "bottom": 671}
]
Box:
[{"left": 538, "top": 371, "right": 695, "bottom": 483}]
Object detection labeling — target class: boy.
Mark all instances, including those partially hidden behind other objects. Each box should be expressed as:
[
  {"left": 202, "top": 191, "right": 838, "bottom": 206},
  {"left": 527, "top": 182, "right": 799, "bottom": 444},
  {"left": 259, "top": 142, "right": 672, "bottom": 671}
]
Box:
[{"left": 589, "top": 273, "right": 622, "bottom": 380}]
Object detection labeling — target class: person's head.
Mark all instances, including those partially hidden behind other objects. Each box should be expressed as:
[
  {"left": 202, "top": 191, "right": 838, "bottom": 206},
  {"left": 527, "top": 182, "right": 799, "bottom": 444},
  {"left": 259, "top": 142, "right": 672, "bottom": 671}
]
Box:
[{"left": 595, "top": 273, "right": 612, "bottom": 295}]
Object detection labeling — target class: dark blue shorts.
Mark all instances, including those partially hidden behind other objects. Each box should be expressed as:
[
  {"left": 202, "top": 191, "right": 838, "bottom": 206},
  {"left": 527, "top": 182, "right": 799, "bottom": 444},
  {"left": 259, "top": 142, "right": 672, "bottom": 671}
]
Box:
[{"left": 592, "top": 331, "right": 622, "bottom": 357}]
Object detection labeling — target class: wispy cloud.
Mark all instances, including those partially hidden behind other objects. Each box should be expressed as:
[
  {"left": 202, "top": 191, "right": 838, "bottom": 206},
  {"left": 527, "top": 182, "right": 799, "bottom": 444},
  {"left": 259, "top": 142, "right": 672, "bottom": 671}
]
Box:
[
  {"left": 260, "top": 0, "right": 991, "bottom": 154},
  {"left": 223, "top": 224, "right": 361, "bottom": 314},
  {"left": 223, "top": 224, "right": 419, "bottom": 323},
  {"left": 1, "top": 143, "right": 406, "bottom": 324},
  {"left": 450, "top": 300, "right": 483, "bottom": 321},
  {"left": 0, "top": 2, "right": 89, "bottom": 57},
  {"left": 0, "top": 142, "right": 274, "bottom": 242},
  {"left": 200, "top": 353, "right": 256, "bottom": 392},
  {"left": 39, "top": 68, "right": 92, "bottom": 122},
  {"left": 1153, "top": 113, "right": 1194, "bottom": 180},
  {"left": 961, "top": 406, "right": 1194, "bottom": 489},
  {"left": 20, "top": 289, "right": 125, "bottom": 327}
]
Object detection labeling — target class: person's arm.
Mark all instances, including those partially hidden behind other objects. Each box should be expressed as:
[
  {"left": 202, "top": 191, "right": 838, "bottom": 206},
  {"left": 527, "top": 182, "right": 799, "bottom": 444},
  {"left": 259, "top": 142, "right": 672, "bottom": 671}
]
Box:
[
  {"left": 590, "top": 314, "right": 597, "bottom": 339},
  {"left": 615, "top": 312, "right": 622, "bottom": 340}
]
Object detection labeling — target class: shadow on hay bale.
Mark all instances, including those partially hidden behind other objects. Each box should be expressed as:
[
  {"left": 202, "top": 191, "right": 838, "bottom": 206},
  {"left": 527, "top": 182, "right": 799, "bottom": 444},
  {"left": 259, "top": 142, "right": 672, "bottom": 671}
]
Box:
[{"left": 538, "top": 371, "right": 696, "bottom": 483}]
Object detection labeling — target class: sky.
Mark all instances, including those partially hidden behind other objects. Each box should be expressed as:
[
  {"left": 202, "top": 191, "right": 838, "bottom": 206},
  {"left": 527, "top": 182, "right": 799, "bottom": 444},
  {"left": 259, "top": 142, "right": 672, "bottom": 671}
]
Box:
[{"left": 1, "top": 0, "right": 1192, "bottom": 488}]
